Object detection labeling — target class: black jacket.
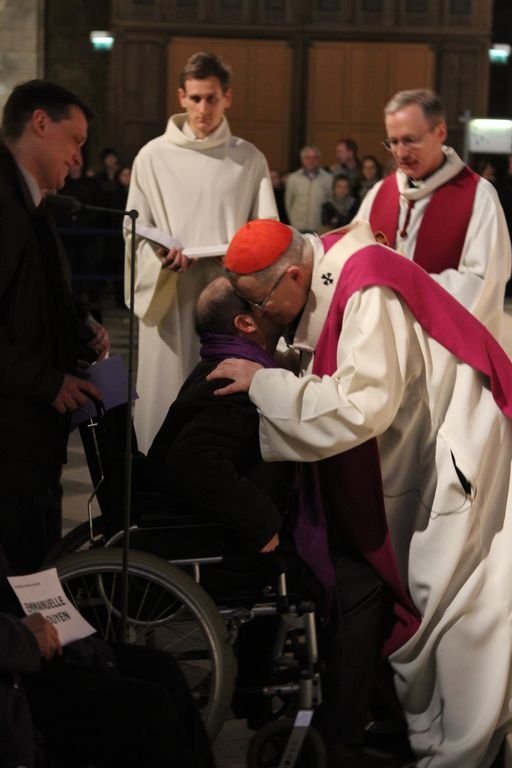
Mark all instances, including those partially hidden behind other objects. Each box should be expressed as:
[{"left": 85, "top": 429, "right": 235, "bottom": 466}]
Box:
[
  {"left": 146, "top": 359, "right": 294, "bottom": 553},
  {"left": 0, "top": 144, "right": 86, "bottom": 493},
  {"left": 0, "top": 548, "right": 39, "bottom": 768}
]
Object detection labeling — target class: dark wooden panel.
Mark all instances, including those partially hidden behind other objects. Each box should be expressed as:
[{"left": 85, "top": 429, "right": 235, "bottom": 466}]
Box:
[
  {"left": 114, "top": 0, "right": 161, "bottom": 21},
  {"left": 108, "top": 32, "right": 167, "bottom": 162},
  {"left": 398, "top": 0, "right": 441, "bottom": 26},
  {"left": 309, "top": 0, "right": 353, "bottom": 24},
  {"left": 353, "top": 0, "right": 397, "bottom": 27},
  {"left": 123, "top": 121, "right": 164, "bottom": 161},
  {"left": 437, "top": 43, "right": 490, "bottom": 151},
  {"left": 256, "top": 0, "right": 296, "bottom": 24},
  {"left": 441, "top": 0, "right": 490, "bottom": 29},
  {"left": 210, "top": 0, "right": 252, "bottom": 25},
  {"left": 46, "top": 0, "right": 110, "bottom": 28},
  {"left": 111, "top": 0, "right": 491, "bottom": 34},
  {"left": 122, "top": 40, "right": 165, "bottom": 120},
  {"left": 308, "top": 41, "right": 434, "bottom": 168}
]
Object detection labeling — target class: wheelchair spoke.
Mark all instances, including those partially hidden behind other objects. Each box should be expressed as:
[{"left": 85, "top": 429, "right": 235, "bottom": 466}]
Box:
[{"left": 57, "top": 549, "right": 236, "bottom": 738}]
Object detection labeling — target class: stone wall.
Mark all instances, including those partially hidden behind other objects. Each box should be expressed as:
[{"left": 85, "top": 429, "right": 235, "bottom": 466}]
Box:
[
  {"left": 0, "top": 0, "right": 43, "bottom": 114},
  {"left": 0, "top": 0, "right": 112, "bottom": 168}
]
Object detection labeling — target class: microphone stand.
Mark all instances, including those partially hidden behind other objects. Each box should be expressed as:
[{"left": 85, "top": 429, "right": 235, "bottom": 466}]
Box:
[
  {"left": 47, "top": 194, "right": 138, "bottom": 641},
  {"left": 121, "top": 207, "right": 138, "bottom": 642}
]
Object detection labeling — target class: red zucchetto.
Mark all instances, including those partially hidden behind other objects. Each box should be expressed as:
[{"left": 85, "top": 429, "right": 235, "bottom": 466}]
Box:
[{"left": 224, "top": 219, "right": 293, "bottom": 274}]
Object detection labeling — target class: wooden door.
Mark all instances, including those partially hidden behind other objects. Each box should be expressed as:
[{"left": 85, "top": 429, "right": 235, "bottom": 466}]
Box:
[{"left": 307, "top": 41, "right": 434, "bottom": 170}]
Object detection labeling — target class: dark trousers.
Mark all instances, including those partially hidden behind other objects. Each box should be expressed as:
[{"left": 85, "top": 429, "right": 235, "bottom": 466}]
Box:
[
  {"left": 0, "top": 486, "right": 62, "bottom": 574},
  {"left": 230, "top": 545, "right": 389, "bottom": 754},
  {"left": 324, "top": 556, "right": 388, "bottom": 743},
  {"left": 22, "top": 643, "right": 216, "bottom": 768},
  {"left": 312, "top": 554, "right": 389, "bottom": 757}
]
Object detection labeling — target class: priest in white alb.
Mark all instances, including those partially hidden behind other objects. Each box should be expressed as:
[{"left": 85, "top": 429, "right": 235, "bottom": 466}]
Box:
[{"left": 124, "top": 52, "right": 277, "bottom": 452}]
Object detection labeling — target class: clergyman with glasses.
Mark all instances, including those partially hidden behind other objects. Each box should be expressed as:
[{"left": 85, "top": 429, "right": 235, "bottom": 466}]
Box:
[
  {"left": 208, "top": 217, "right": 512, "bottom": 767},
  {"left": 356, "top": 88, "right": 511, "bottom": 340}
]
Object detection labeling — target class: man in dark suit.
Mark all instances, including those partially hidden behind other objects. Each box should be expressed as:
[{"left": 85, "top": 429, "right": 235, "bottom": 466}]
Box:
[{"left": 0, "top": 79, "right": 110, "bottom": 573}]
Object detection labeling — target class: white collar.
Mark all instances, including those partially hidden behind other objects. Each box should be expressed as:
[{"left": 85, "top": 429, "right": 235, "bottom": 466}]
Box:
[
  {"left": 165, "top": 113, "right": 231, "bottom": 150},
  {"left": 18, "top": 163, "right": 43, "bottom": 207},
  {"left": 397, "top": 145, "right": 466, "bottom": 202},
  {"left": 292, "top": 221, "right": 378, "bottom": 353}
]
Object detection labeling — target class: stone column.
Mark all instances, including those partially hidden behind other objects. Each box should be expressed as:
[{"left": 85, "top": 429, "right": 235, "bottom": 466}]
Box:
[{"left": 0, "top": 0, "right": 43, "bottom": 113}]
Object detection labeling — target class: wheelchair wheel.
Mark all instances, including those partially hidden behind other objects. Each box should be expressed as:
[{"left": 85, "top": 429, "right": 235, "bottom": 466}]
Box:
[
  {"left": 44, "top": 517, "right": 105, "bottom": 564},
  {"left": 56, "top": 547, "right": 236, "bottom": 739},
  {"left": 247, "top": 717, "right": 326, "bottom": 768}
]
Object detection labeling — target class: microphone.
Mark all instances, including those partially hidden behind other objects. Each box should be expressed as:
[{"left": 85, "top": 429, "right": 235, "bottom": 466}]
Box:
[{"left": 45, "top": 193, "right": 138, "bottom": 219}]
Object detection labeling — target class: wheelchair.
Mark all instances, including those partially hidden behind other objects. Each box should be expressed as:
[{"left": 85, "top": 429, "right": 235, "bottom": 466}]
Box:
[{"left": 47, "top": 402, "right": 328, "bottom": 767}]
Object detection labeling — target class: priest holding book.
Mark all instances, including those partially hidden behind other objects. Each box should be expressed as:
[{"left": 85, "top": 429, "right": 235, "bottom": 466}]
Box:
[{"left": 124, "top": 51, "right": 277, "bottom": 452}]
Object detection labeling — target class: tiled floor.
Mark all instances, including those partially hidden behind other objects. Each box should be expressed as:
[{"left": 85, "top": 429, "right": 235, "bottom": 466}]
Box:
[{"left": 61, "top": 294, "right": 512, "bottom": 768}]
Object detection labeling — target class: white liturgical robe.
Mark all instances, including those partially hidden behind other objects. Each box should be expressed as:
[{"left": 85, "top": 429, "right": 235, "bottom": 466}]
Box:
[
  {"left": 125, "top": 114, "right": 277, "bottom": 452},
  {"left": 249, "top": 222, "right": 512, "bottom": 767}
]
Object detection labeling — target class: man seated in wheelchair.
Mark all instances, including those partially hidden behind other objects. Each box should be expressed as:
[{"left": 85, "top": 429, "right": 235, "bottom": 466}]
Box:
[
  {"left": 143, "top": 275, "right": 295, "bottom": 558},
  {"left": 143, "top": 275, "right": 393, "bottom": 766}
]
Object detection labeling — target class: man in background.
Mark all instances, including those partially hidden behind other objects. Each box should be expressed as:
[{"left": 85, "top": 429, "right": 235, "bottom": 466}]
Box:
[
  {"left": 285, "top": 145, "right": 332, "bottom": 233},
  {"left": 330, "top": 137, "right": 362, "bottom": 196},
  {"left": 356, "top": 88, "right": 511, "bottom": 339},
  {"left": 125, "top": 51, "right": 277, "bottom": 453}
]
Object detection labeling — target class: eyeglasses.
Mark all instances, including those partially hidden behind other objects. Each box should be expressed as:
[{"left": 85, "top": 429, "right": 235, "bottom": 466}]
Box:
[
  {"left": 382, "top": 126, "right": 436, "bottom": 152},
  {"left": 241, "top": 268, "right": 289, "bottom": 311}
]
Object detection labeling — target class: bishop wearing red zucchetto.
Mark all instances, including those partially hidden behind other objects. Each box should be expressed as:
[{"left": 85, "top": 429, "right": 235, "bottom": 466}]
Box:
[{"left": 207, "top": 217, "right": 512, "bottom": 768}]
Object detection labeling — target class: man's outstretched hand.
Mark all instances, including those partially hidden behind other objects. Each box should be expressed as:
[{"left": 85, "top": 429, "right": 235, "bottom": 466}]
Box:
[{"left": 206, "top": 359, "right": 263, "bottom": 396}]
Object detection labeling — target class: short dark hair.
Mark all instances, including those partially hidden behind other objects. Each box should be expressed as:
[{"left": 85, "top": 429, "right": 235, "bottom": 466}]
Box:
[
  {"left": 195, "top": 279, "right": 250, "bottom": 336},
  {"left": 333, "top": 173, "right": 350, "bottom": 186},
  {"left": 179, "top": 52, "right": 232, "bottom": 92},
  {"left": 100, "top": 146, "right": 118, "bottom": 161},
  {"left": 337, "top": 138, "right": 358, "bottom": 155},
  {"left": 1, "top": 79, "right": 94, "bottom": 140}
]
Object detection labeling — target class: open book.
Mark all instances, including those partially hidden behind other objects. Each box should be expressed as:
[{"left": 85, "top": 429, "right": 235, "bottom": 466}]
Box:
[{"left": 135, "top": 222, "right": 228, "bottom": 259}]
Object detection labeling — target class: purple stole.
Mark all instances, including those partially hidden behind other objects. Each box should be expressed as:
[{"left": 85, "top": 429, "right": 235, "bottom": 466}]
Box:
[
  {"left": 368, "top": 167, "right": 479, "bottom": 273},
  {"left": 200, "top": 332, "right": 277, "bottom": 369},
  {"left": 295, "top": 235, "right": 512, "bottom": 655}
]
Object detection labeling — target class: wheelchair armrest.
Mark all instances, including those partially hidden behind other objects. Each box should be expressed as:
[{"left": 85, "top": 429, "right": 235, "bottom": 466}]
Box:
[{"left": 129, "top": 490, "right": 225, "bottom": 558}]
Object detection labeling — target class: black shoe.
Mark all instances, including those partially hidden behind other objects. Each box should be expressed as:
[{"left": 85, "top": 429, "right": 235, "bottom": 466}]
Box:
[
  {"left": 326, "top": 744, "right": 364, "bottom": 768},
  {"left": 327, "top": 744, "right": 414, "bottom": 768},
  {"left": 363, "top": 718, "right": 414, "bottom": 763}
]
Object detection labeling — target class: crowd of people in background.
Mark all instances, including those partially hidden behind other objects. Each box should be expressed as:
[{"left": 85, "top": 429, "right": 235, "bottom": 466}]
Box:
[
  {"left": 57, "top": 133, "right": 512, "bottom": 308},
  {"left": 55, "top": 146, "right": 131, "bottom": 307}
]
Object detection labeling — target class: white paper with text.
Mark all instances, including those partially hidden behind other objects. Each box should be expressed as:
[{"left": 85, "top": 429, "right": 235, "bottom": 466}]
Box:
[{"left": 8, "top": 568, "right": 96, "bottom": 645}]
